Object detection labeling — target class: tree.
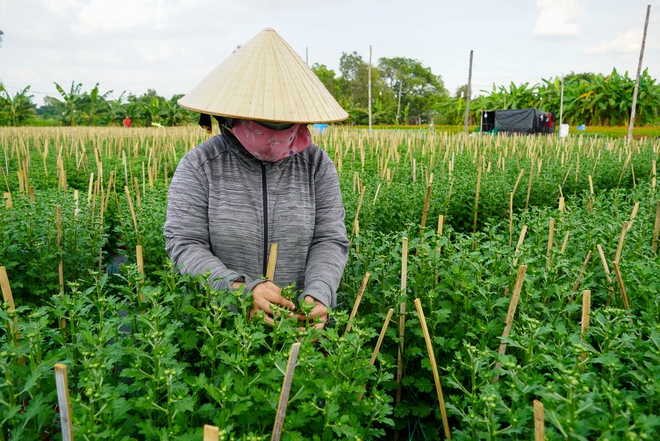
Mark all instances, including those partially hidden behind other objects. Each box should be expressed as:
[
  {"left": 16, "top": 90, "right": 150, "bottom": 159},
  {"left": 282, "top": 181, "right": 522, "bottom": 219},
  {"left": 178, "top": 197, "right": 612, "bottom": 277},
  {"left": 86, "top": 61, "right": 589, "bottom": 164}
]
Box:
[
  {"left": 50, "top": 81, "right": 84, "bottom": 126},
  {"left": 79, "top": 83, "right": 113, "bottom": 126},
  {"left": 0, "top": 84, "right": 37, "bottom": 126},
  {"left": 378, "top": 57, "right": 447, "bottom": 124},
  {"left": 311, "top": 63, "right": 339, "bottom": 98}
]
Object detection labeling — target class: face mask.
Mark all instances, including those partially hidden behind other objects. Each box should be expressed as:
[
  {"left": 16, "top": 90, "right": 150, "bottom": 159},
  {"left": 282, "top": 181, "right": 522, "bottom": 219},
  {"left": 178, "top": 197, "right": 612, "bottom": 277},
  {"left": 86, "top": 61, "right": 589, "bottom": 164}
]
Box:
[{"left": 231, "top": 119, "right": 312, "bottom": 162}]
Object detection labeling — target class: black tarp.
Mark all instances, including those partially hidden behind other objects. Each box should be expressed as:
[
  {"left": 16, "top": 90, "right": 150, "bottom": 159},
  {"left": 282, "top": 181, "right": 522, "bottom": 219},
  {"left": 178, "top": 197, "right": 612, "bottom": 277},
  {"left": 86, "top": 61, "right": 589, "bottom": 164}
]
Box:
[{"left": 481, "top": 108, "right": 555, "bottom": 134}]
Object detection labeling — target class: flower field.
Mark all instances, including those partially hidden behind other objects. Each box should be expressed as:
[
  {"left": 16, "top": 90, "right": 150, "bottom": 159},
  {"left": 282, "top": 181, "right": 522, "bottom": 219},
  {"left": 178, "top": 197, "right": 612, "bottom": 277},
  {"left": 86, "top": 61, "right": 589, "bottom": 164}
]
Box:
[{"left": 1, "top": 127, "right": 659, "bottom": 440}]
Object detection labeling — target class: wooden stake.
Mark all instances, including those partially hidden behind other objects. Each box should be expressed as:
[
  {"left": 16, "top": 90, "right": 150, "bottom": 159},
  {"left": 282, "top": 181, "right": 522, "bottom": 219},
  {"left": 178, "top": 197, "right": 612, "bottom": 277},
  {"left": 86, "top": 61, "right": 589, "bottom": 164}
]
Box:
[
  {"left": 357, "top": 308, "right": 394, "bottom": 402},
  {"left": 653, "top": 200, "right": 660, "bottom": 254},
  {"left": 612, "top": 261, "right": 630, "bottom": 310},
  {"left": 344, "top": 272, "right": 370, "bottom": 335},
  {"left": 266, "top": 243, "right": 279, "bottom": 280},
  {"left": 472, "top": 166, "right": 482, "bottom": 234},
  {"left": 54, "top": 363, "right": 75, "bottom": 441},
  {"left": 271, "top": 342, "right": 301, "bottom": 441},
  {"left": 560, "top": 231, "right": 570, "bottom": 254},
  {"left": 596, "top": 245, "right": 614, "bottom": 284},
  {"left": 57, "top": 205, "right": 64, "bottom": 295},
  {"left": 546, "top": 218, "right": 555, "bottom": 269},
  {"left": 615, "top": 221, "right": 629, "bottom": 263},
  {"left": 533, "top": 400, "right": 545, "bottom": 441},
  {"left": 581, "top": 290, "right": 591, "bottom": 337},
  {"left": 0, "top": 266, "right": 17, "bottom": 337},
  {"left": 203, "top": 425, "right": 219, "bottom": 441},
  {"left": 124, "top": 186, "right": 139, "bottom": 233},
  {"left": 420, "top": 184, "right": 432, "bottom": 233},
  {"left": 572, "top": 250, "right": 592, "bottom": 292},
  {"left": 353, "top": 186, "right": 366, "bottom": 235},
  {"left": 525, "top": 160, "right": 534, "bottom": 210},
  {"left": 413, "top": 299, "right": 451, "bottom": 439},
  {"left": 493, "top": 265, "right": 527, "bottom": 383},
  {"left": 3, "top": 192, "right": 11, "bottom": 209},
  {"left": 396, "top": 237, "right": 408, "bottom": 405},
  {"left": 512, "top": 225, "right": 528, "bottom": 268}
]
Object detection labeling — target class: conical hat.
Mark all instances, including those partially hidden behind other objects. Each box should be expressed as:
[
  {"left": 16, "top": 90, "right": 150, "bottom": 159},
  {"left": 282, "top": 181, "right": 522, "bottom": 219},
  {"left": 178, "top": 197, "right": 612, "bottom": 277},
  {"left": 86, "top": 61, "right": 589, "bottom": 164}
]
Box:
[{"left": 178, "top": 28, "right": 348, "bottom": 123}]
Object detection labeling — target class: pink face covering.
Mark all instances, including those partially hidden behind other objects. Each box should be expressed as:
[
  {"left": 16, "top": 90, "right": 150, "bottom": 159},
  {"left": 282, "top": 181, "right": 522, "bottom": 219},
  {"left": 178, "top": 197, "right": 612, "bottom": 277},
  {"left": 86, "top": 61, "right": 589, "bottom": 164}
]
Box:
[{"left": 231, "top": 119, "right": 312, "bottom": 162}]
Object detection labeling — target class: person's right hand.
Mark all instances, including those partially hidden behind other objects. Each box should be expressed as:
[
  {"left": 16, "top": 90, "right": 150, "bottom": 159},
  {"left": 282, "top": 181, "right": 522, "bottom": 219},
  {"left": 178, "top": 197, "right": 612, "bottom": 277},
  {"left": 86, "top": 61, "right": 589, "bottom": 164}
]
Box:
[{"left": 243, "top": 281, "right": 296, "bottom": 324}]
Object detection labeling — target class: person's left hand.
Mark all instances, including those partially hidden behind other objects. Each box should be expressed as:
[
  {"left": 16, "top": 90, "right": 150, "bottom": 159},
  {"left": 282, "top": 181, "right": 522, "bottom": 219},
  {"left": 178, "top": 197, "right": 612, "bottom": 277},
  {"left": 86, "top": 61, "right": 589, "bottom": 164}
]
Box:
[{"left": 294, "top": 296, "right": 328, "bottom": 330}]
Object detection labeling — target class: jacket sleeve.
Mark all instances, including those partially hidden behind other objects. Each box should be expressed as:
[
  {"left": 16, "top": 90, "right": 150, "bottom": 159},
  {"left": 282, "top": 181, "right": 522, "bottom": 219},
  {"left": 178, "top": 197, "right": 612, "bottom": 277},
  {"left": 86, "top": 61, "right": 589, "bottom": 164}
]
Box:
[
  {"left": 164, "top": 152, "right": 259, "bottom": 292},
  {"left": 300, "top": 153, "right": 349, "bottom": 309}
]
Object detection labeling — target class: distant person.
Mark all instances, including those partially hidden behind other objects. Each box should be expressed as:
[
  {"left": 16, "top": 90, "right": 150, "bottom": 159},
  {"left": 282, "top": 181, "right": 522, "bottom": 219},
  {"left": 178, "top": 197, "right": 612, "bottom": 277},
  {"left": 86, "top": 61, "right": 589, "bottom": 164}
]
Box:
[
  {"left": 123, "top": 115, "right": 132, "bottom": 128},
  {"left": 429, "top": 120, "right": 435, "bottom": 132}
]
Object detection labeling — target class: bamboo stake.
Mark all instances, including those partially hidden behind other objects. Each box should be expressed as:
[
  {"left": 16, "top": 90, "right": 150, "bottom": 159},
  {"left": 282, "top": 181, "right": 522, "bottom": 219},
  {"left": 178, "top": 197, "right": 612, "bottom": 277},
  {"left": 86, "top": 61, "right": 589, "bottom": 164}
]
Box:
[
  {"left": 57, "top": 205, "right": 64, "bottom": 296},
  {"left": 615, "top": 221, "right": 629, "bottom": 263},
  {"left": 0, "top": 266, "right": 17, "bottom": 337},
  {"left": 396, "top": 237, "right": 408, "bottom": 406},
  {"left": 344, "top": 272, "right": 370, "bottom": 335},
  {"left": 54, "top": 363, "right": 75, "bottom": 441},
  {"left": 124, "top": 185, "right": 139, "bottom": 233},
  {"left": 357, "top": 308, "right": 394, "bottom": 402},
  {"left": 572, "top": 250, "right": 592, "bottom": 292},
  {"left": 266, "top": 243, "right": 279, "bottom": 280},
  {"left": 413, "top": 299, "right": 451, "bottom": 439},
  {"left": 627, "top": 202, "right": 640, "bottom": 230},
  {"left": 204, "top": 425, "right": 219, "bottom": 441},
  {"left": 420, "top": 184, "right": 432, "bottom": 233},
  {"left": 353, "top": 186, "right": 366, "bottom": 235},
  {"left": 652, "top": 160, "right": 656, "bottom": 189},
  {"left": 136, "top": 245, "right": 144, "bottom": 275},
  {"left": 3, "top": 192, "right": 11, "bottom": 209},
  {"left": 560, "top": 231, "right": 570, "bottom": 254},
  {"left": 533, "top": 400, "right": 545, "bottom": 441},
  {"left": 612, "top": 261, "right": 630, "bottom": 310},
  {"left": 596, "top": 245, "right": 614, "bottom": 285},
  {"left": 271, "top": 342, "right": 301, "bottom": 441},
  {"left": 525, "top": 160, "right": 534, "bottom": 209},
  {"left": 512, "top": 225, "right": 528, "bottom": 268},
  {"left": 652, "top": 200, "right": 660, "bottom": 254},
  {"left": 493, "top": 265, "right": 527, "bottom": 384},
  {"left": 372, "top": 182, "right": 381, "bottom": 205},
  {"left": 472, "top": 166, "right": 482, "bottom": 234},
  {"left": 546, "top": 218, "right": 555, "bottom": 269},
  {"left": 581, "top": 290, "right": 591, "bottom": 337}
]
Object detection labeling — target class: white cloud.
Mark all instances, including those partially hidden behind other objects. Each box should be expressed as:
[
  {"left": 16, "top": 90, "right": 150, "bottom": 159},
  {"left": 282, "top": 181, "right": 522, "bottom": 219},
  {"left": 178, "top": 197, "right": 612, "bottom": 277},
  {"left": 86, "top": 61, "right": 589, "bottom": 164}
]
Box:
[
  {"left": 135, "top": 40, "right": 170, "bottom": 62},
  {"left": 75, "top": 0, "right": 168, "bottom": 33},
  {"left": 584, "top": 29, "right": 641, "bottom": 55},
  {"left": 42, "top": 0, "right": 83, "bottom": 16},
  {"left": 533, "top": 0, "right": 584, "bottom": 38}
]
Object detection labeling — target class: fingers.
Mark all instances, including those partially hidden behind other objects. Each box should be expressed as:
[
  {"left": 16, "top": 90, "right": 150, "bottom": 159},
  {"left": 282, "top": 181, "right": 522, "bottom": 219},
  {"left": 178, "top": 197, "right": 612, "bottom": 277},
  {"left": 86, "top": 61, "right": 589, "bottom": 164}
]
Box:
[{"left": 253, "top": 282, "right": 295, "bottom": 310}]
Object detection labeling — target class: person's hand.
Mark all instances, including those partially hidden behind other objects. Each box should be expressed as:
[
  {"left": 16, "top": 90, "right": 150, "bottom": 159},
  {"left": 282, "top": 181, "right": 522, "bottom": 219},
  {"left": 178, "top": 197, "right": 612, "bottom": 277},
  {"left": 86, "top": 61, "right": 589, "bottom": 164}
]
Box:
[
  {"left": 294, "top": 296, "right": 328, "bottom": 330},
  {"left": 238, "top": 281, "right": 296, "bottom": 325}
]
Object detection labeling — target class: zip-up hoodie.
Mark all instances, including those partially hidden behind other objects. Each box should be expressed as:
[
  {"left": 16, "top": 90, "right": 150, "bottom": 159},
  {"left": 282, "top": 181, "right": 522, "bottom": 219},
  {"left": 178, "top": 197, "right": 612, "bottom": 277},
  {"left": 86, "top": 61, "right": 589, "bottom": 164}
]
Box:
[{"left": 164, "top": 130, "right": 349, "bottom": 308}]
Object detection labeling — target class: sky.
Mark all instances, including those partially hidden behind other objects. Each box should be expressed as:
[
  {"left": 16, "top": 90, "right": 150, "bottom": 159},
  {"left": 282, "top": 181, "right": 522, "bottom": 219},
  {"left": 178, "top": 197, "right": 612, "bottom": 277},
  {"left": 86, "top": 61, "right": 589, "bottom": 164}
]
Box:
[{"left": 0, "top": 0, "right": 659, "bottom": 105}]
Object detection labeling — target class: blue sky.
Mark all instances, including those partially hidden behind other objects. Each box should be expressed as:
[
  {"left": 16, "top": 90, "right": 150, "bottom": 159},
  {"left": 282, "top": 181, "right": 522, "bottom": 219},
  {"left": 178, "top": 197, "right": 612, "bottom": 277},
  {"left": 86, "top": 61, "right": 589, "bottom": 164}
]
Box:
[{"left": 1, "top": 0, "right": 658, "bottom": 104}]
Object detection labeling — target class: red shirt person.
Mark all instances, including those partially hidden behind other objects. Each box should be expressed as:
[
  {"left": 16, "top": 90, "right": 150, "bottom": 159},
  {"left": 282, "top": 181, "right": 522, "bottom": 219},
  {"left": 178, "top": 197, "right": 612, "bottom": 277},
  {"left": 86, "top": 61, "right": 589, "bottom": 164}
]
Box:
[{"left": 123, "top": 116, "right": 132, "bottom": 128}]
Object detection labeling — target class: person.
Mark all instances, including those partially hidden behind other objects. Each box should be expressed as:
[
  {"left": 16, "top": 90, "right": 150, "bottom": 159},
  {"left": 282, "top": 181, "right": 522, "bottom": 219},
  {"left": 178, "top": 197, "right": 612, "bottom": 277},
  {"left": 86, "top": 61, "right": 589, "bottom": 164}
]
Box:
[
  {"left": 123, "top": 115, "right": 132, "bottom": 128},
  {"left": 164, "top": 28, "right": 349, "bottom": 329}
]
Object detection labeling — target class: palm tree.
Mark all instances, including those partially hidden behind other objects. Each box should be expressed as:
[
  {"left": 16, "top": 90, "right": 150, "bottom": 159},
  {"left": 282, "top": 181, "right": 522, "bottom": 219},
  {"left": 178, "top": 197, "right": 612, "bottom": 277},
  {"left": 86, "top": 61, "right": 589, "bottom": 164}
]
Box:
[
  {"left": 0, "top": 85, "right": 37, "bottom": 126},
  {"left": 51, "top": 81, "right": 83, "bottom": 126}
]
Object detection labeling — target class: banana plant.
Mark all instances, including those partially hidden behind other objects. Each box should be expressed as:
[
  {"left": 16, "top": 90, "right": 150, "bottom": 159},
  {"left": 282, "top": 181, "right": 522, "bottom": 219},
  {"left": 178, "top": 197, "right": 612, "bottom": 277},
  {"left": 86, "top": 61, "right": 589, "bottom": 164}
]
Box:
[{"left": 51, "top": 81, "right": 83, "bottom": 126}]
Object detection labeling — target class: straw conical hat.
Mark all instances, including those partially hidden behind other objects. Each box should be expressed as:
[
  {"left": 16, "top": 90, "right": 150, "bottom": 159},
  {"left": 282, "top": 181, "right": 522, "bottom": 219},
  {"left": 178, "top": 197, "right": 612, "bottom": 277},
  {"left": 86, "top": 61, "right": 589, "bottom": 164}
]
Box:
[{"left": 178, "top": 28, "right": 348, "bottom": 123}]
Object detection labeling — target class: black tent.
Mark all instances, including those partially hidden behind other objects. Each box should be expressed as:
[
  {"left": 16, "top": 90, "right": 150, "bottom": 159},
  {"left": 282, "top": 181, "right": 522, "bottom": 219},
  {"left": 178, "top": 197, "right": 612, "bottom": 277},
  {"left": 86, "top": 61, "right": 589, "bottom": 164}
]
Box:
[{"left": 480, "top": 108, "right": 555, "bottom": 135}]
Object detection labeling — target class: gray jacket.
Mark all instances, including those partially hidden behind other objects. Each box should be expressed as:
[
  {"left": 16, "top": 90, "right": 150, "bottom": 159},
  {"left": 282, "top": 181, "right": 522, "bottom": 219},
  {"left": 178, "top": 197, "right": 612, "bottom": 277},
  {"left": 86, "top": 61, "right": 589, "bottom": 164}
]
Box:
[{"left": 164, "top": 131, "right": 348, "bottom": 308}]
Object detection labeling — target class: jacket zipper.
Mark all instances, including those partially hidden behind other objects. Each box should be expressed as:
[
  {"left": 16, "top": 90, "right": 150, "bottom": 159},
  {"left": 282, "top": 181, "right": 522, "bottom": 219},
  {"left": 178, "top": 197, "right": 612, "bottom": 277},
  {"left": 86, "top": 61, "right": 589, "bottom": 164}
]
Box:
[{"left": 261, "top": 162, "right": 269, "bottom": 277}]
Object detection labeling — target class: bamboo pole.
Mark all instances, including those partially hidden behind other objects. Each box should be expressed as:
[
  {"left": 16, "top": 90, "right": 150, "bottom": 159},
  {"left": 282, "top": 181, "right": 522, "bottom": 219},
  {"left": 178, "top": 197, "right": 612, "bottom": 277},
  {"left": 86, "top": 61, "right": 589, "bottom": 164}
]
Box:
[
  {"left": 0, "top": 266, "right": 17, "bottom": 337},
  {"left": 124, "top": 185, "right": 139, "bottom": 234},
  {"left": 357, "top": 308, "right": 394, "bottom": 402},
  {"left": 525, "top": 160, "right": 534, "bottom": 209},
  {"left": 615, "top": 221, "right": 629, "bottom": 263},
  {"left": 627, "top": 4, "right": 652, "bottom": 145},
  {"left": 581, "top": 290, "right": 591, "bottom": 337},
  {"left": 271, "top": 342, "right": 301, "bottom": 441},
  {"left": 396, "top": 237, "right": 408, "bottom": 406},
  {"left": 512, "top": 225, "right": 528, "bottom": 268},
  {"left": 420, "top": 184, "right": 432, "bottom": 233},
  {"left": 493, "top": 265, "right": 527, "bottom": 384},
  {"left": 546, "top": 218, "right": 555, "bottom": 269},
  {"left": 533, "top": 400, "right": 545, "bottom": 441},
  {"left": 54, "top": 363, "right": 75, "bottom": 441},
  {"left": 203, "top": 425, "right": 219, "bottom": 441},
  {"left": 612, "top": 261, "right": 630, "bottom": 310},
  {"left": 472, "top": 166, "right": 482, "bottom": 235},
  {"left": 413, "top": 299, "right": 451, "bottom": 439},
  {"left": 266, "top": 243, "right": 279, "bottom": 281},
  {"left": 653, "top": 200, "right": 660, "bottom": 254},
  {"left": 344, "top": 272, "right": 370, "bottom": 335},
  {"left": 560, "top": 231, "right": 570, "bottom": 254},
  {"left": 353, "top": 186, "right": 366, "bottom": 235},
  {"left": 3, "top": 192, "right": 11, "bottom": 209},
  {"left": 572, "top": 250, "right": 592, "bottom": 292}
]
